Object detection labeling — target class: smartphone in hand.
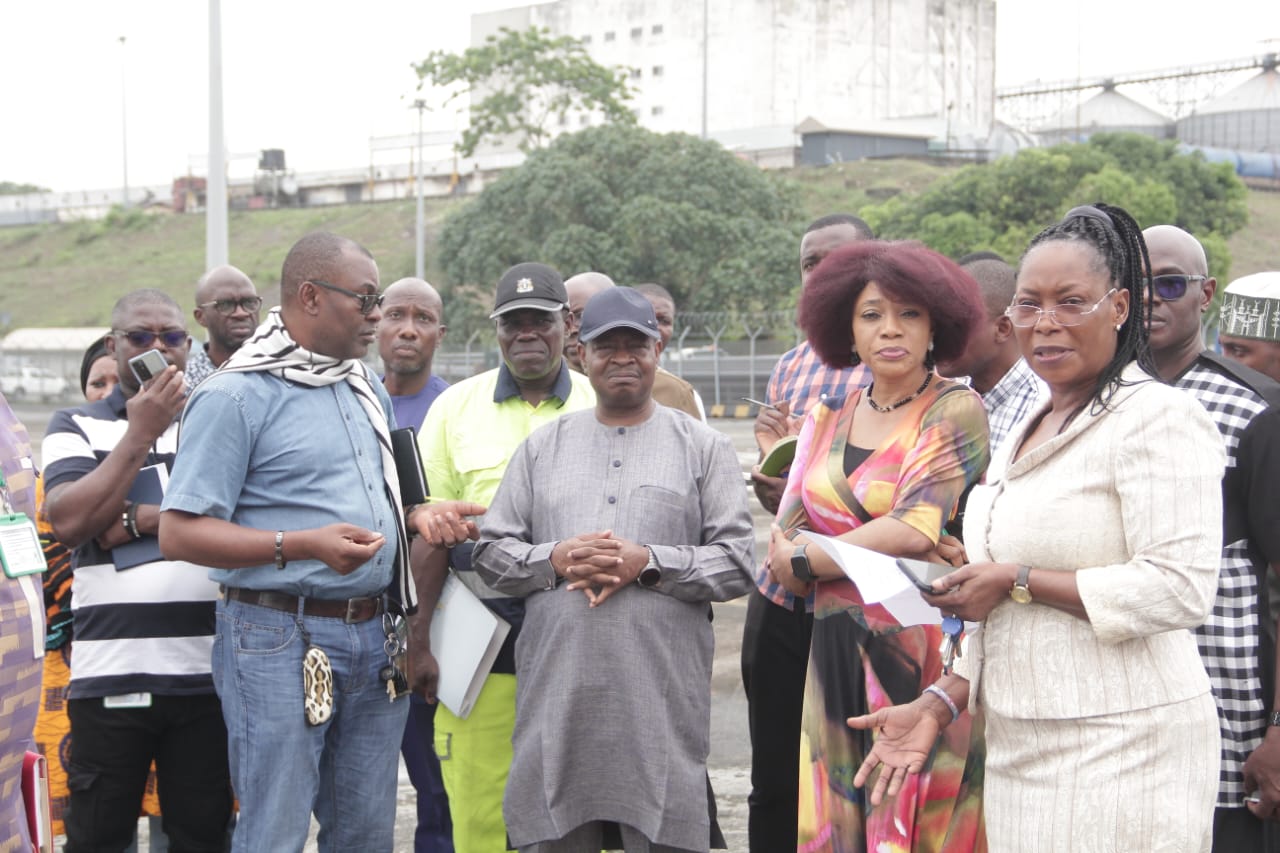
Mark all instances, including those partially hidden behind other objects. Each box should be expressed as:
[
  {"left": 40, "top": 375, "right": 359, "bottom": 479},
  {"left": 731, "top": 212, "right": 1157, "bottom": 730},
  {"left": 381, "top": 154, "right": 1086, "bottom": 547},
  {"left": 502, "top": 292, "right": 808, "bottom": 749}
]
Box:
[{"left": 128, "top": 350, "right": 169, "bottom": 385}]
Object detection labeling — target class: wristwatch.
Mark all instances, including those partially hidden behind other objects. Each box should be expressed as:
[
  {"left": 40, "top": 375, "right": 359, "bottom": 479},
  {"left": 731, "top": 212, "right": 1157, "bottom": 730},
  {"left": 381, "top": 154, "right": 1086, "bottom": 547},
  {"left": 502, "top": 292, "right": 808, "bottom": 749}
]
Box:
[
  {"left": 637, "top": 547, "right": 661, "bottom": 588},
  {"left": 1268, "top": 711, "right": 1280, "bottom": 727},
  {"left": 791, "top": 543, "right": 816, "bottom": 583},
  {"left": 1009, "top": 564, "right": 1033, "bottom": 604}
]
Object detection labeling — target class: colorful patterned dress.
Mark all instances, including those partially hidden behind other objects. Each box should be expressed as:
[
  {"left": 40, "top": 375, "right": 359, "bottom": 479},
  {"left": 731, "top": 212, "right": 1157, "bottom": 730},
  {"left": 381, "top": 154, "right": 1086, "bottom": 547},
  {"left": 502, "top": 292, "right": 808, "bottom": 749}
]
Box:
[
  {"left": 779, "top": 379, "right": 990, "bottom": 853},
  {"left": 0, "top": 395, "right": 41, "bottom": 853}
]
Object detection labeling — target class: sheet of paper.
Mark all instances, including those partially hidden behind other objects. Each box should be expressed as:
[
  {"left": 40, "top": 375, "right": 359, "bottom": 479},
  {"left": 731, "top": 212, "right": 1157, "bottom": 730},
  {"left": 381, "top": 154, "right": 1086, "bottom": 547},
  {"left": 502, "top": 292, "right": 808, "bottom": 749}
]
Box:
[{"left": 801, "top": 531, "right": 978, "bottom": 632}]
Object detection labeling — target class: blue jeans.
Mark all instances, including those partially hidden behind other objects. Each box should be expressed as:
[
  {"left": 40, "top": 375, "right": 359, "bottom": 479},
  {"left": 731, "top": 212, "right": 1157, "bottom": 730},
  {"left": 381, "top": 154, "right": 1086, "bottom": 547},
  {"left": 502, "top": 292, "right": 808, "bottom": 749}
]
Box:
[{"left": 213, "top": 598, "right": 409, "bottom": 853}]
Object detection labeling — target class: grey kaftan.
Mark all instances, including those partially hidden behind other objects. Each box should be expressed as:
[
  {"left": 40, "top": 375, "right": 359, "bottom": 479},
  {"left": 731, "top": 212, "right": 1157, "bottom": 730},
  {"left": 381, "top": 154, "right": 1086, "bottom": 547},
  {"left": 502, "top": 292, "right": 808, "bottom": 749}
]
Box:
[{"left": 472, "top": 405, "right": 754, "bottom": 851}]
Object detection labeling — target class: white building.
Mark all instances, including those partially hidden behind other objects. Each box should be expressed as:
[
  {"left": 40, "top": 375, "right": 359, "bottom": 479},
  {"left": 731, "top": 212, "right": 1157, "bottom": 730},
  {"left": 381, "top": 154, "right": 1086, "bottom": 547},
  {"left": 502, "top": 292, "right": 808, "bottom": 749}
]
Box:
[{"left": 472, "top": 0, "right": 996, "bottom": 163}]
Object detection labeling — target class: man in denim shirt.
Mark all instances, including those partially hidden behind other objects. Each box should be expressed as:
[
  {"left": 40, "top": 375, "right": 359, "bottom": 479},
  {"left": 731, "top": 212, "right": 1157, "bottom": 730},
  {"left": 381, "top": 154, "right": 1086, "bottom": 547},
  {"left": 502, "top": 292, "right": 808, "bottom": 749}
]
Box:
[{"left": 160, "top": 232, "right": 480, "bottom": 851}]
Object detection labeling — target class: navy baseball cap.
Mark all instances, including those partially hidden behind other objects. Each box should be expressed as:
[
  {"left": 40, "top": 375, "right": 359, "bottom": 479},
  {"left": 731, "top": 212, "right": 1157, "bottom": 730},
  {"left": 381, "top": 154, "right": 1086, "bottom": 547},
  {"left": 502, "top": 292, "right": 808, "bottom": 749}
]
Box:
[
  {"left": 490, "top": 262, "right": 568, "bottom": 318},
  {"left": 578, "top": 287, "right": 661, "bottom": 343}
]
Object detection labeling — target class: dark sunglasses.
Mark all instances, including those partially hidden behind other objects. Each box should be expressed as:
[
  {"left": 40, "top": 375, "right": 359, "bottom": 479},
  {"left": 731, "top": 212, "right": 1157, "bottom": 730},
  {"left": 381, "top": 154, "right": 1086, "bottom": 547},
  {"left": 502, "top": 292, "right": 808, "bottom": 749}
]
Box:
[
  {"left": 114, "top": 329, "right": 189, "bottom": 348},
  {"left": 310, "top": 279, "right": 383, "bottom": 315},
  {"left": 198, "top": 296, "right": 263, "bottom": 315},
  {"left": 1144, "top": 274, "right": 1206, "bottom": 301}
]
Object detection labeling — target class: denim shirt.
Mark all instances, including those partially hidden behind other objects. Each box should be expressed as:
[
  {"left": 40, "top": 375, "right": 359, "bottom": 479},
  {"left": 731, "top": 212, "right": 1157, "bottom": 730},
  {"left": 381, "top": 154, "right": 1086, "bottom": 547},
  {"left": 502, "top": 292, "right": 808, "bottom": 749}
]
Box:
[{"left": 164, "top": 370, "right": 398, "bottom": 599}]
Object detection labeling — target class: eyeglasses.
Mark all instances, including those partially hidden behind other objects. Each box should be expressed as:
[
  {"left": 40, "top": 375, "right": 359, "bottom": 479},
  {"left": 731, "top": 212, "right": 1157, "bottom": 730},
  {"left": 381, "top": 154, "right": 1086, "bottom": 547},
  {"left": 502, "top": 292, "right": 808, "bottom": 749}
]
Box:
[
  {"left": 1005, "top": 288, "right": 1118, "bottom": 328},
  {"left": 198, "top": 296, "right": 263, "bottom": 315},
  {"left": 1143, "top": 274, "right": 1206, "bottom": 301},
  {"left": 114, "top": 329, "right": 190, "bottom": 348},
  {"left": 309, "top": 280, "right": 383, "bottom": 315}
]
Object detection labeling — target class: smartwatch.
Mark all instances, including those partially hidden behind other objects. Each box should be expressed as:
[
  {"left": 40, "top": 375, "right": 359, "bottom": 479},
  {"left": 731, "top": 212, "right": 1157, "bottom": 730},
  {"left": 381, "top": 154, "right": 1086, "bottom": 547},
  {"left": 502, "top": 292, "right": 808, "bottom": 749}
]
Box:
[
  {"left": 791, "top": 543, "right": 816, "bottom": 583},
  {"left": 637, "top": 547, "right": 661, "bottom": 588}
]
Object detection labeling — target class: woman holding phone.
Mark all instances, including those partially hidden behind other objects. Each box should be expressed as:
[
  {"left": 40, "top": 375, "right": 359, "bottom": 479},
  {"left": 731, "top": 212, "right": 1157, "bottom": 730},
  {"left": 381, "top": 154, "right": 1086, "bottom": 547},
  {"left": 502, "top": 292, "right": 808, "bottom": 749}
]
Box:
[{"left": 849, "top": 204, "right": 1226, "bottom": 852}]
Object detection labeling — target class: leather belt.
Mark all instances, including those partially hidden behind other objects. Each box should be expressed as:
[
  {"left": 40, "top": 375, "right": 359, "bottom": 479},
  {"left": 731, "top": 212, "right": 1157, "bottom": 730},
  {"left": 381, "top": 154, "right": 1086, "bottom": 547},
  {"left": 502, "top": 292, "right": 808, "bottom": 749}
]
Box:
[{"left": 222, "top": 587, "right": 384, "bottom": 623}]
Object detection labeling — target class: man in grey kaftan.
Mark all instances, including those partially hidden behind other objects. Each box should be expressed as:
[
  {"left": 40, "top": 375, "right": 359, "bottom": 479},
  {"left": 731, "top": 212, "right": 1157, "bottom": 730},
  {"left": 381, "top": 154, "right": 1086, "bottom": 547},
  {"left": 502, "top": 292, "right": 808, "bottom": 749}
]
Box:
[{"left": 472, "top": 287, "right": 754, "bottom": 853}]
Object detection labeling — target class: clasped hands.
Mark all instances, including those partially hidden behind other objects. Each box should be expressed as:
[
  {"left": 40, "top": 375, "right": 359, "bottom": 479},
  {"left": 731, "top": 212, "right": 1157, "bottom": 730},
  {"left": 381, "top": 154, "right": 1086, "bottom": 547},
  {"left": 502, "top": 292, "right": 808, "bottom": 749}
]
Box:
[{"left": 551, "top": 530, "right": 647, "bottom": 608}]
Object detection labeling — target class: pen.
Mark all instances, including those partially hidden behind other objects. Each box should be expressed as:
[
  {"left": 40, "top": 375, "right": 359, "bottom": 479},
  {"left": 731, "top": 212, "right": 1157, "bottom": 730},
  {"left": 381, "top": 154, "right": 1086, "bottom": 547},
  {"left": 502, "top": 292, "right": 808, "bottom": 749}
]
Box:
[{"left": 740, "top": 396, "right": 781, "bottom": 412}]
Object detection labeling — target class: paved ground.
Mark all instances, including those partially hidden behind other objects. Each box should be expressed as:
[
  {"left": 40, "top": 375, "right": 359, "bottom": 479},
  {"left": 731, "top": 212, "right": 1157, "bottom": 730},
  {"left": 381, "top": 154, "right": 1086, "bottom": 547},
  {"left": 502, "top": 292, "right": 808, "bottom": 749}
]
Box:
[{"left": 16, "top": 401, "right": 765, "bottom": 852}]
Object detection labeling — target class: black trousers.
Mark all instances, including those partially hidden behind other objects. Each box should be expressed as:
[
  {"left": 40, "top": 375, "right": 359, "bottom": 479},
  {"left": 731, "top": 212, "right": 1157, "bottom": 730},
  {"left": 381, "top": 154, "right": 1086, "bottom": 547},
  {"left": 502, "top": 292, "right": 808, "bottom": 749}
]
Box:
[
  {"left": 740, "top": 587, "right": 813, "bottom": 852},
  {"left": 64, "top": 693, "right": 232, "bottom": 853}
]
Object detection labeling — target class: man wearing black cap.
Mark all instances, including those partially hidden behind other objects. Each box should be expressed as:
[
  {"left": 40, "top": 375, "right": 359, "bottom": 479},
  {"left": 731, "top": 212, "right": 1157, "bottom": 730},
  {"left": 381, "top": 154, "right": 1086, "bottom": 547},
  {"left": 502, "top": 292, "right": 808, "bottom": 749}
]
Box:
[
  {"left": 415, "top": 262, "right": 596, "bottom": 853},
  {"left": 472, "top": 287, "right": 754, "bottom": 853}
]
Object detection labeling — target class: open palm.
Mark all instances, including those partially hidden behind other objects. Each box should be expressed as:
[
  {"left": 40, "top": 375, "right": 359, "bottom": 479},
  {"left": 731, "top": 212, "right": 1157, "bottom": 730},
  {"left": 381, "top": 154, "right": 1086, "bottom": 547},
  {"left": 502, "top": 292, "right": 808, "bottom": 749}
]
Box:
[{"left": 847, "top": 702, "right": 942, "bottom": 806}]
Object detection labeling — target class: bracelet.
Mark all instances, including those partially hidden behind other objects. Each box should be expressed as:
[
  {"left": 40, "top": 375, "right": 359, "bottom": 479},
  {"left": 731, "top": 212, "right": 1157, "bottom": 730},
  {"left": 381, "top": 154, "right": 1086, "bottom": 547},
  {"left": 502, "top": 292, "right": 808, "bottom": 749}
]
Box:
[
  {"left": 122, "top": 504, "right": 141, "bottom": 540},
  {"left": 274, "top": 530, "right": 286, "bottom": 571},
  {"left": 924, "top": 684, "right": 960, "bottom": 724}
]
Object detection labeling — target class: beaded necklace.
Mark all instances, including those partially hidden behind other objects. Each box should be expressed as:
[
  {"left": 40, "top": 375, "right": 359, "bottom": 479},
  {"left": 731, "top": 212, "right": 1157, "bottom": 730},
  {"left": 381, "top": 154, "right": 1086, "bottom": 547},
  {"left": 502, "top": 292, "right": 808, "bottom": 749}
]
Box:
[{"left": 866, "top": 371, "right": 933, "bottom": 413}]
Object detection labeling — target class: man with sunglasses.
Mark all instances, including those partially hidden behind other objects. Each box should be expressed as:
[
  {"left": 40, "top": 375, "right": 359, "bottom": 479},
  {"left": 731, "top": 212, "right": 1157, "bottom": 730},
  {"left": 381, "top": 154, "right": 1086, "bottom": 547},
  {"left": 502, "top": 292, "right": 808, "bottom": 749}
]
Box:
[
  {"left": 186, "top": 265, "right": 261, "bottom": 386},
  {"left": 1144, "top": 225, "right": 1280, "bottom": 850},
  {"left": 42, "top": 290, "right": 234, "bottom": 851},
  {"left": 159, "top": 233, "right": 483, "bottom": 851}
]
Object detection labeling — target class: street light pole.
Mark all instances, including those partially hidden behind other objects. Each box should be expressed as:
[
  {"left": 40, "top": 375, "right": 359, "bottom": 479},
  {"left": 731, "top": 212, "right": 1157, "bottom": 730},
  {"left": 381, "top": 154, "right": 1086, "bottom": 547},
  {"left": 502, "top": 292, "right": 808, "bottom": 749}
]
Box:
[
  {"left": 207, "top": 0, "right": 228, "bottom": 267},
  {"left": 413, "top": 99, "right": 427, "bottom": 280},
  {"left": 119, "top": 36, "right": 129, "bottom": 207}
]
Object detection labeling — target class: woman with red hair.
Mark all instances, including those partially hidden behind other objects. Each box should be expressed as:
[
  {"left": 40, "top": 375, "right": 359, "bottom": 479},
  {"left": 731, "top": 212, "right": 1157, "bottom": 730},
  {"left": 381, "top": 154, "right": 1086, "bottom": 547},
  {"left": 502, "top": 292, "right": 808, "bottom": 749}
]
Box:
[{"left": 767, "top": 240, "right": 991, "bottom": 851}]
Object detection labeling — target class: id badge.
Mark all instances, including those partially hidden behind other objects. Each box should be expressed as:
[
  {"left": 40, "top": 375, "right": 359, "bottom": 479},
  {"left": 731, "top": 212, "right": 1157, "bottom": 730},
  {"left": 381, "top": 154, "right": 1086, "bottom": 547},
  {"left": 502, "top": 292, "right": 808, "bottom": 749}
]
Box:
[{"left": 0, "top": 513, "right": 46, "bottom": 578}]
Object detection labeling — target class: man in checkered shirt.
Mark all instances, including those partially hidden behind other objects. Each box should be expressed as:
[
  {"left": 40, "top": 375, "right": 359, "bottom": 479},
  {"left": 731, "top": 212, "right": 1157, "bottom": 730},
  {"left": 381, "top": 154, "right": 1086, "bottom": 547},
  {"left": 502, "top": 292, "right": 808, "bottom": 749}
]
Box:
[
  {"left": 1145, "top": 225, "right": 1280, "bottom": 850},
  {"left": 742, "top": 213, "right": 874, "bottom": 851}
]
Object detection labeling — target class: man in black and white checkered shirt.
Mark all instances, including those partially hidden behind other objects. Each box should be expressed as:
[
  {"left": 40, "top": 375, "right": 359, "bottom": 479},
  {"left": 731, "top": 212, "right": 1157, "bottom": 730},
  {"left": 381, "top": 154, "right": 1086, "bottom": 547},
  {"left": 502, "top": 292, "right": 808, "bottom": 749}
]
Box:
[{"left": 1146, "top": 225, "right": 1280, "bottom": 850}]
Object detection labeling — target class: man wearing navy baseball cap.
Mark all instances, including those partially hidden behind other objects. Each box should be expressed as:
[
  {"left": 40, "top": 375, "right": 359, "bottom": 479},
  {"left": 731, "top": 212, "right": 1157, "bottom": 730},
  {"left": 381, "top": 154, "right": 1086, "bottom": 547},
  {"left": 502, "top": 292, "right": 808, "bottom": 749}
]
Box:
[{"left": 472, "top": 286, "right": 754, "bottom": 852}]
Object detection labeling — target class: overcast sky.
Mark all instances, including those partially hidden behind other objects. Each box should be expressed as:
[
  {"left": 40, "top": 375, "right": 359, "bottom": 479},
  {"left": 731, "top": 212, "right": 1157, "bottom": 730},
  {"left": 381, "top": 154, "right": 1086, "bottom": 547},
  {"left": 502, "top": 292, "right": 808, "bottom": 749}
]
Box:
[{"left": 2, "top": 0, "right": 1274, "bottom": 193}]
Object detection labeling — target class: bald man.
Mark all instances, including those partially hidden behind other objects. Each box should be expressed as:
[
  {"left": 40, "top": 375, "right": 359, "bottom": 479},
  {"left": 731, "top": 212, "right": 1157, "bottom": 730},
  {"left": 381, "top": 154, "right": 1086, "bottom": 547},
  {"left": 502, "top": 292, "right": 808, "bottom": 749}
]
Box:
[
  {"left": 380, "top": 277, "right": 449, "bottom": 431},
  {"left": 376, "top": 277, "right": 454, "bottom": 851},
  {"left": 563, "top": 271, "right": 615, "bottom": 372},
  {"left": 1144, "top": 224, "right": 1280, "bottom": 851},
  {"left": 186, "top": 265, "right": 261, "bottom": 386}
]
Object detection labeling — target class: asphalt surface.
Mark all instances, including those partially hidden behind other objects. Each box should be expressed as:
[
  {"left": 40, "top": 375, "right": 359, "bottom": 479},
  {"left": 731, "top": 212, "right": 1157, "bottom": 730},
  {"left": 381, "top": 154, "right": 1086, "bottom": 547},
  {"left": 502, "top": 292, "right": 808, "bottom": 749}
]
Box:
[{"left": 14, "top": 401, "right": 767, "bottom": 853}]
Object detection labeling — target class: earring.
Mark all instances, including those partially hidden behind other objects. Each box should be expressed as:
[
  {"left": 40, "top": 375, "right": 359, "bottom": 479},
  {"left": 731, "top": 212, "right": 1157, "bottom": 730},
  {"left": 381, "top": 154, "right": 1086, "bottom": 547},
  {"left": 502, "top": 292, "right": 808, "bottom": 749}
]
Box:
[
  {"left": 1115, "top": 323, "right": 1122, "bottom": 331},
  {"left": 928, "top": 339, "right": 935, "bottom": 352}
]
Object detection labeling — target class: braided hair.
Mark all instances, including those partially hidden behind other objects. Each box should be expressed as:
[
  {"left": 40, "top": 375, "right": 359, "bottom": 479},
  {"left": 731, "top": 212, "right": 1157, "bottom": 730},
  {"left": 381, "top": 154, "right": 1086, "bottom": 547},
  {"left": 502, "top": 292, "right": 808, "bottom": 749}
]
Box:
[{"left": 1022, "top": 202, "right": 1156, "bottom": 416}]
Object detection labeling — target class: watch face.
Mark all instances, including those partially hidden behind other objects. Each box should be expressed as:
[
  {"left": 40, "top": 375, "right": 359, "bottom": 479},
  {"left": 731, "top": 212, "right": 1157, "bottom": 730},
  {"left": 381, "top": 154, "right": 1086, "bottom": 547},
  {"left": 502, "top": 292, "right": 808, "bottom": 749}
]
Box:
[
  {"left": 790, "top": 546, "right": 814, "bottom": 583},
  {"left": 638, "top": 566, "right": 661, "bottom": 588},
  {"left": 1010, "top": 585, "right": 1033, "bottom": 604}
]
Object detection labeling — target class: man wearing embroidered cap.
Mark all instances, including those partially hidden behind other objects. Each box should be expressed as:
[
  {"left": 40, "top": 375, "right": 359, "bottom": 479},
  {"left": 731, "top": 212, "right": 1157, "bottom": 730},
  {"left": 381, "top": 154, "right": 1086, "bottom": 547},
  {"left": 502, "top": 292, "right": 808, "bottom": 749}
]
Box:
[
  {"left": 1220, "top": 272, "right": 1280, "bottom": 383},
  {"left": 415, "top": 262, "right": 596, "bottom": 852},
  {"left": 473, "top": 287, "right": 754, "bottom": 852}
]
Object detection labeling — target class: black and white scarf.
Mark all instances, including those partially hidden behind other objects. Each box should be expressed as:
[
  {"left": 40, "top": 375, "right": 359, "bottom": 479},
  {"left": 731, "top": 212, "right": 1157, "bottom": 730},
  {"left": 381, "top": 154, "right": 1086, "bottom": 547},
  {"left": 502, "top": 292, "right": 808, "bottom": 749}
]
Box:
[{"left": 205, "top": 308, "right": 416, "bottom": 611}]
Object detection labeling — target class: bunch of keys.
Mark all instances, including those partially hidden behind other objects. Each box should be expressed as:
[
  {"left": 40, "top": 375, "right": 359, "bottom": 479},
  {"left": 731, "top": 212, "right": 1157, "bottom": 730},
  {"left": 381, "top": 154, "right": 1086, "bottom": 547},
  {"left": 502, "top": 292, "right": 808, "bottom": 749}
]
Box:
[
  {"left": 939, "top": 614, "right": 964, "bottom": 675},
  {"left": 379, "top": 608, "right": 411, "bottom": 701}
]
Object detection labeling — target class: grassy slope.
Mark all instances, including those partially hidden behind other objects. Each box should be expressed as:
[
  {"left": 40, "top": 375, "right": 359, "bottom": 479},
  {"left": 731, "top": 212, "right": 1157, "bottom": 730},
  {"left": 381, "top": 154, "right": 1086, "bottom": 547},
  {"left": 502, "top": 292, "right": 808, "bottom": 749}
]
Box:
[
  {"left": 0, "top": 199, "right": 457, "bottom": 328},
  {"left": 1, "top": 161, "right": 1276, "bottom": 329}
]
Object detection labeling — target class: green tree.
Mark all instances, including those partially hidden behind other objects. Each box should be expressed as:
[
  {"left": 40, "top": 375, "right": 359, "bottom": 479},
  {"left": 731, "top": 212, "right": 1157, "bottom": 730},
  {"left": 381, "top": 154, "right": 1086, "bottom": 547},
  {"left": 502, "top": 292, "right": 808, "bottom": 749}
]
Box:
[
  {"left": 435, "top": 125, "right": 803, "bottom": 337},
  {"left": 0, "top": 181, "right": 49, "bottom": 195},
  {"left": 864, "top": 133, "right": 1249, "bottom": 271},
  {"left": 413, "top": 27, "right": 636, "bottom": 158}
]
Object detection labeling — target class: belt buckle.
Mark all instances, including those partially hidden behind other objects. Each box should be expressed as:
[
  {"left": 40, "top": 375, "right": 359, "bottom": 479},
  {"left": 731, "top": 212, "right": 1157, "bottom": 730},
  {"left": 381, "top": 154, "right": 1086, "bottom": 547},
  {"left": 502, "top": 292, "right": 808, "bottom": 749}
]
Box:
[{"left": 344, "top": 597, "right": 363, "bottom": 623}]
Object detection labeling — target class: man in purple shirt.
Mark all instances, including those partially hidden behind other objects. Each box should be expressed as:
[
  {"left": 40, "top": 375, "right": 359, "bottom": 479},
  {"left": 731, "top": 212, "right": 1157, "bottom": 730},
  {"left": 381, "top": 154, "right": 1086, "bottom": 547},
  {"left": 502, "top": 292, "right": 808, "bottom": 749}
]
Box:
[
  {"left": 742, "top": 213, "right": 874, "bottom": 851},
  {"left": 378, "top": 276, "right": 453, "bottom": 852}
]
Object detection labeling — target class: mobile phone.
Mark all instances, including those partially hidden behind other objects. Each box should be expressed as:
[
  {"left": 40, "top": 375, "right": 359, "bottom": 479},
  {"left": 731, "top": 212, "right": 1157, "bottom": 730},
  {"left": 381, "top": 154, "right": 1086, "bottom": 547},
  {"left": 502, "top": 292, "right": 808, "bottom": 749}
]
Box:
[
  {"left": 128, "top": 350, "right": 170, "bottom": 385},
  {"left": 896, "top": 557, "right": 954, "bottom": 594}
]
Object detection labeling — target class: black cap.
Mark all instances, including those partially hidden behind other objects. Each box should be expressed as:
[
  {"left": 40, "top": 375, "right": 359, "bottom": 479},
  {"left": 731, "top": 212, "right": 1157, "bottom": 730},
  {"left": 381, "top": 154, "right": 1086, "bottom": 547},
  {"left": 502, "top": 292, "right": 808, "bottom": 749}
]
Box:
[
  {"left": 578, "top": 287, "right": 661, "bottom": 343},
  {"left": 490, "top": 262, "right": 568, "bottom": 318}
]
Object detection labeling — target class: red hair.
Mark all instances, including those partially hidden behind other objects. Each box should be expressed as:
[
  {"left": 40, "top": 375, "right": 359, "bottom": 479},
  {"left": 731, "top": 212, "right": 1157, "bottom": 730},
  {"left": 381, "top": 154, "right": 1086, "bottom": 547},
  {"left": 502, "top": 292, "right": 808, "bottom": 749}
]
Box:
[{"left": 799, "top": 241, "right": 984, "bottom": 369}]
